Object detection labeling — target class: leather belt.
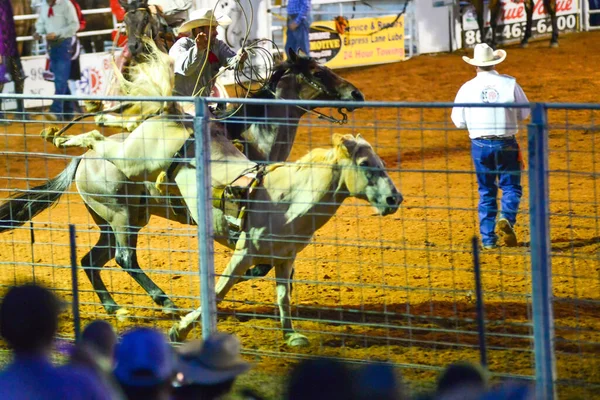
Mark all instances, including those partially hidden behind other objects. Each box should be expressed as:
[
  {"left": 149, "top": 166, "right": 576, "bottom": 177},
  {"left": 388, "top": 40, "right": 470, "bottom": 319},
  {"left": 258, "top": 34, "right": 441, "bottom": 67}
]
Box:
[{"left": 477, "top": 135, "right": 515, "bottom": 141}]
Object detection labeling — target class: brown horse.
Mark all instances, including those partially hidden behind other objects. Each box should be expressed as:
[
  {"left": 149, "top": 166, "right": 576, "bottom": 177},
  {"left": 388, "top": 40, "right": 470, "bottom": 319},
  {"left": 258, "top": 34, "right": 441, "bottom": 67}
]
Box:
[
  {"left": 119, "top": 0, "right": 176, "bottom": 60},
  {"left": 11, "top": 0, "right": 34, "bottom": 56},
  {"left": 467, "top": 0, "right": 558, "bottom": 48}
]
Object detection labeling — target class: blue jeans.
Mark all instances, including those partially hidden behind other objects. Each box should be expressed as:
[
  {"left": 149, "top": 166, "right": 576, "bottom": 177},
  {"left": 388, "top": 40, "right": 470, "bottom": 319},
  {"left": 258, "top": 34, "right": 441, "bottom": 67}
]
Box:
[
  {"left": 286, "top": 16, "right": 311, "bottom": 55},
  {"left": 48, "top": 39, "right": 74, "bottom": 117},
  {"left": 471, "top": 137, "right": 523, "bottom": 246}
]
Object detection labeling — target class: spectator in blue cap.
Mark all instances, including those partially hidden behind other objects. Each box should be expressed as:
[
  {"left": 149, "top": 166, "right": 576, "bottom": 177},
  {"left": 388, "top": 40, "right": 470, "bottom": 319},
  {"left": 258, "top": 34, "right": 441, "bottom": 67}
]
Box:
[
  {"left": 353, "top": 362, "right": 407, "bottom": 400},
  {"left": 114, "top": 327, "right": 175, "bottom": 400}
]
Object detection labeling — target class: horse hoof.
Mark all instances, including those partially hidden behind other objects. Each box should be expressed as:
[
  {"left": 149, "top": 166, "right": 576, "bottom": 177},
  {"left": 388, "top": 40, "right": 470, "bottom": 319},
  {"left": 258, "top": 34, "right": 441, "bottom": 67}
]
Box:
[
  {"left": 168, "top": 324, "right": 183, "bottom": 343},
  {"left": 550, "top": 42, "right": 559, "bottom": 48},
  {"left": 520, "top": 42, "right": 529, "bottom": 48},
  {"left": 285, "top": 332, "right": 309, "bottom": 347},
  {"left": 116, "top": 308, "right": 129, "bottom": 322},
  {"left": 40, "top": 126, "right": 59, "bottom": 142}
]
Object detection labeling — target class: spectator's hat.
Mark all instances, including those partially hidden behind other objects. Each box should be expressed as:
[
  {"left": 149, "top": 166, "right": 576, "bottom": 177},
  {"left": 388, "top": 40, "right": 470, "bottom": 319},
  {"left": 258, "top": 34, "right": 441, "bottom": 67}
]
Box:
[
  {"left": 177, "top": 8, "right": 232, "bottom": 33},
  {"left": 175, "top": 332, "right": 250, "bottom": 386},
  {"left": 114, "top": 327, "right": 175, "bottom": 387},
  {"left": 462, "top": 43, "right": 507, "bottom": 67}
]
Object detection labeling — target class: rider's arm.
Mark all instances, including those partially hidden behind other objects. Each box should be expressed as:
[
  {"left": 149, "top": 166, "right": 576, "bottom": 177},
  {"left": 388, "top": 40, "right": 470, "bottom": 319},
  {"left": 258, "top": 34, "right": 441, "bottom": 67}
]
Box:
[
  {"left": 169, "top": 37, "right": 202, "bottom": 76},
  {"left": 214, "top": 40, "right": 237, "bottom": 69}
]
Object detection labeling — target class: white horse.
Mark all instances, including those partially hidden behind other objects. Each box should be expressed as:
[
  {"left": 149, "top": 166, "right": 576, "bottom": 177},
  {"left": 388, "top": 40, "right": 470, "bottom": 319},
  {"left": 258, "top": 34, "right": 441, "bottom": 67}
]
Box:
[{"left": 0, "top": 131, "right": 402, "bottom": 346}]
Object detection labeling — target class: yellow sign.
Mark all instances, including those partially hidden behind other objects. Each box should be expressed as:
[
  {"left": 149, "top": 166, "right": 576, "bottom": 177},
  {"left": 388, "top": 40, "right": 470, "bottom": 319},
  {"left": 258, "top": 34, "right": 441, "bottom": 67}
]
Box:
[{"left": 308, "top": 14, "right": 405, "bottom": 69}]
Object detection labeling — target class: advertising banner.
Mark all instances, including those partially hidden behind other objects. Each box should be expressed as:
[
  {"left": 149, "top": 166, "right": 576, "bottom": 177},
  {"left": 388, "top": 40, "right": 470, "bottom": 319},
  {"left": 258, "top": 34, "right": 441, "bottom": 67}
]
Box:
[
  {"left": 462, "top": 0, "right": 579, "bottom": 47},
  {"left": 308, "top": 14, "right": 406, "bottom": 69}
]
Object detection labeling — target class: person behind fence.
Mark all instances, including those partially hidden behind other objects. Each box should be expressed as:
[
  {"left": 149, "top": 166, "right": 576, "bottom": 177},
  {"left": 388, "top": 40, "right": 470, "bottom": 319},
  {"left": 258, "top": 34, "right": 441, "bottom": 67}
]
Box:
[
  {"left": 0, "top": 283, "right": 113, "bottom": 400},
  {"left": 285, "top": 0, "right": 311, "bottom": 56},
  {"left": 0, "top": 0, "right": 28, "bottom": 124},
  {"left": 169, "top": 8, "right": 246, "bottom": 99},
  {"left": 451, "top": 43, "right": 530, "bottom": 250},
  {"left": 172, "top": 332, "right": 251, "bottom": 400},
  {"left": 33, "top": 0, "right": 80, "bottom": 122}
]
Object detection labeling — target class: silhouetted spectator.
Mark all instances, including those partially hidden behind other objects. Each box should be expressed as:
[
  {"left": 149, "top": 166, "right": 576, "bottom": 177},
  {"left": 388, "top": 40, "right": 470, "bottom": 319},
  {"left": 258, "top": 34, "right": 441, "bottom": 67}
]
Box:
[
  {"left": 285, "top": 357, "right": 354, "bottom": 400},
  {"left": 113, "top": 327, "right": 175, "bottom": 400},
  {"left": 173, "top": 332, "right": 251, "bottom": 400},
  {"left": 353, "top": 362, "right": 407, "bottom": 400},
  {"left": 0, "top": 283, "right": 112, "bottom": 400},
  {"left": 81, "top": 320, "right": 118, "bottom": 366},
  {"left": 436, "top": 361, "right": 488, "bottom": 398},
  {"left": 65, "top": 320, "right": 125, "bottom": 400}
]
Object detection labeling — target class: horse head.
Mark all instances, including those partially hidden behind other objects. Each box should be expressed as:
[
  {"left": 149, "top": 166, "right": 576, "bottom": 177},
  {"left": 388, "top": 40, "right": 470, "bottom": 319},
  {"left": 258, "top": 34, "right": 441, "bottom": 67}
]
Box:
[
  {"left": 280, "top": 48, "right": 365, "bottom": 110},
  {"left": 120, "top": 0, "right": 159, "bottom": 59},
  {"left": 334, "top": 133, "right": 402, "bottom": 216}
]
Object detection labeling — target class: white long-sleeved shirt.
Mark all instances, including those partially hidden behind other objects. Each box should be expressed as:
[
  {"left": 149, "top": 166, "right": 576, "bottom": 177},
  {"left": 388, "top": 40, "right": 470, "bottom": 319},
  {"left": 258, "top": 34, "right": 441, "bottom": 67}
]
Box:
[
  {"left": 35, "top": 0, "right": 79, "bottom": 41},
  {"left": 168, "top": 36, "right": 235, "bottom": 97},
  {"left": 451, "top": 70, "right": 530, "bottom": 139}
]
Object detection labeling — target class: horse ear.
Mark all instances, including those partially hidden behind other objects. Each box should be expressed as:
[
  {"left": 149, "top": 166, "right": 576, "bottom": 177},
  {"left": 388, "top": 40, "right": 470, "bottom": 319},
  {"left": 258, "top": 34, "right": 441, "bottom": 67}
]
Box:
[
  {"left": 332, "top": 133, "right": 357, "bottom": 158},
  {"left": 288, "top": 48, "right": 298, "bottom": 63}
]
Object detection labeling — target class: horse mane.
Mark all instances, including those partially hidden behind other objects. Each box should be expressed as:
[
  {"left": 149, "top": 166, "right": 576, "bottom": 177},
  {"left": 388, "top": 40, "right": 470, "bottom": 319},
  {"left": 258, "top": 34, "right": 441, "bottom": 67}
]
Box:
[
  {"left": 114, "top": 38, "right": 174, "bottom": 98},
  {"left": 294, "top": 147, "right": 339, "bottom": 168},
  {"left": 251, "top": 61, "right": 295, "bottom": 99}
]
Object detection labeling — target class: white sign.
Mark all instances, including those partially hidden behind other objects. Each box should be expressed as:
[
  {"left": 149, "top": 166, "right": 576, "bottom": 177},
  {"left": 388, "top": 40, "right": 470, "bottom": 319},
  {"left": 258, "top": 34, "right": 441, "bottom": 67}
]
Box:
[
  {"left": 462, "top": 0, "right": 579, "bottom": 47},
  {"left": 1, "top": 51, "right": 120, "bottom": 109}
]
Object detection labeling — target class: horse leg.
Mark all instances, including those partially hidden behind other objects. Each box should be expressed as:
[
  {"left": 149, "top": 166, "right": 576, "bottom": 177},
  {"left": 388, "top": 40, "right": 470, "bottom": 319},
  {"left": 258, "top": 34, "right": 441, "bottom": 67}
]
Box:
[
  {"left": 521, "top": 0, "right": 535, "bottom": 48},
  {"left": 80, "top": 222, "right": 123, "bottom": 315},
  {"left": 113, "top": 225, "right": 178, "bottom": 315},
  {"left": 169, "top": 232, "right": 254, "bottom": 342},
  {"left": 473, "top": 0, "right": 486, "bottom": 45},
  {"left": 488, "top": 0, "right": 501, "bottom": 48},
  {"left": 276, "top": 261, "right": 308, "bottom": 346},
  {"left": 546, "top": 0, "right": 559, "bottom": 47},
  {"left": 41, "top": 127, "right": 105, "bottom": 149}
]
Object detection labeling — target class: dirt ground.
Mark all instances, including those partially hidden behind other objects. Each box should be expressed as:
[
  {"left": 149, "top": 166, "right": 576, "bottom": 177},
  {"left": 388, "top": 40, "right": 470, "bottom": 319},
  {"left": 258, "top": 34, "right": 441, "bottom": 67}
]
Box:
[{"left": 1, "top": 31, "right": 599, "bottom": 398}]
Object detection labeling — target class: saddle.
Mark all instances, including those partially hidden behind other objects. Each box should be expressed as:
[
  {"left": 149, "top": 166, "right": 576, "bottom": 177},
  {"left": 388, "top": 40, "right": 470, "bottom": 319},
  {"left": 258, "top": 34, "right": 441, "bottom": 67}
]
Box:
[{"left": 212, "top": 164, "right": 282, "bottom": 245}]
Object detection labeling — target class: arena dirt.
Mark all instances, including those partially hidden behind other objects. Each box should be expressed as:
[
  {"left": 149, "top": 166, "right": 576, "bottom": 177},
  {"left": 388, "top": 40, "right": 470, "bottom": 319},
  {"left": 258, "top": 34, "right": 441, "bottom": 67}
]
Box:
[{"left": 1, "top": 31, "right": 599, "bottom": 399}]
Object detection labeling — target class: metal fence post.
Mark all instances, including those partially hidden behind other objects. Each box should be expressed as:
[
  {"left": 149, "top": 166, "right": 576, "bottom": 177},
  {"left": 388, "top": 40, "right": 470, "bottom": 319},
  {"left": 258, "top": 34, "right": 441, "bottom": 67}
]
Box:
[
  {"left": 194, "top": 97, "right": 217, "bottom": 338},
  {"left": 527, "top": 103, "right": 556, "bottom": 399},
  {"left": 69, "top": 224, "right": 81, "bottom": 343}
]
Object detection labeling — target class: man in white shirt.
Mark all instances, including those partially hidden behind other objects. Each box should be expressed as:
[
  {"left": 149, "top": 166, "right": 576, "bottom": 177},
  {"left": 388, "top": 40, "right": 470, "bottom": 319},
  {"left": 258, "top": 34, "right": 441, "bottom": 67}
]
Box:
[
  {"left": 169, "top": 8, "right": 245, "bottom": 98},
  {"left": 33, "top": 0, "right": 80, "bottom": 121},
  {"left": 451, "top": 43, "right": 530, "bottom": 250}
]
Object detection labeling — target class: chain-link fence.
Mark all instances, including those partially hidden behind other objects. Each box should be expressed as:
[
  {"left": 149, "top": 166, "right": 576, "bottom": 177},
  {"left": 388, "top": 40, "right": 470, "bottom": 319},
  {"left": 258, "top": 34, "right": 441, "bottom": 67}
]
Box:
[{"left": 0, "top": 94, "right": 598, "bottom": 398}]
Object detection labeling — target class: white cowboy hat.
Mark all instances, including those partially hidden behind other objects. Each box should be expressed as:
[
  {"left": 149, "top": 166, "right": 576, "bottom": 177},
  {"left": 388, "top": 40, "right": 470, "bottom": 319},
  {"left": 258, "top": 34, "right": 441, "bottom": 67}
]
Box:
[
  {"left": 177, "top": 8, "right": 232, "bottom": 33},
  {"left": 174, "top": 333, "right": 250, "bottom": 386},
  {"left": 462, "top": 43, "right": 507, "bottom": 67}
]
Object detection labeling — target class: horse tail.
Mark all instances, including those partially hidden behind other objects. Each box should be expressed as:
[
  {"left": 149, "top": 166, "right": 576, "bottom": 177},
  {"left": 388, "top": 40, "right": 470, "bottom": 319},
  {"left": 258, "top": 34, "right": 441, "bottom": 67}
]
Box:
[{"left": 0, "top": 158, "right": 81, "bottom": 233}]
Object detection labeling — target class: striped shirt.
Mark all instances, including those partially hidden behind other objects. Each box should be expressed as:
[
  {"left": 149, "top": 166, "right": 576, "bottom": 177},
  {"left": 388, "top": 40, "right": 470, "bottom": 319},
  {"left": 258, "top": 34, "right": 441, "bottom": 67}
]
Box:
[{"left": 287, "top": 0, "right": 311, "bottom": 24}]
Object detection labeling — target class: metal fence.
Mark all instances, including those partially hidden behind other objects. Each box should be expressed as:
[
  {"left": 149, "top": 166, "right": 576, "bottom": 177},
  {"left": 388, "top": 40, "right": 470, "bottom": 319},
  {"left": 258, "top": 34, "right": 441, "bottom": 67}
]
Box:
[{"left": 0, "top": 94, "right": 598, "bottom": 398}]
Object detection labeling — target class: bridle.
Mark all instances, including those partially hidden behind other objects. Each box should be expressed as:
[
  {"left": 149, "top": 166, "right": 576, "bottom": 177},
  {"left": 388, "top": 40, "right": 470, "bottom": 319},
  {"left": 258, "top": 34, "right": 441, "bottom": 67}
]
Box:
[{"left": 282, "top": 67, "right": 350, "bottom": 125}]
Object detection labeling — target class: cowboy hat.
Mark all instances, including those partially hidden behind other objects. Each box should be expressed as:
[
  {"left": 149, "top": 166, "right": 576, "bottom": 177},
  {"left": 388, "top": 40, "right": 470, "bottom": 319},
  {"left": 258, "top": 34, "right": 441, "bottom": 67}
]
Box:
[
  {"left": 175, "top": 333, "right": 250, "bottom": 386},
  {"left": 177, "top": 8, "right": 232, "bottom": 33},
  {"left": 462, "top": 43, "right": 507, "bottom": 67}
]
